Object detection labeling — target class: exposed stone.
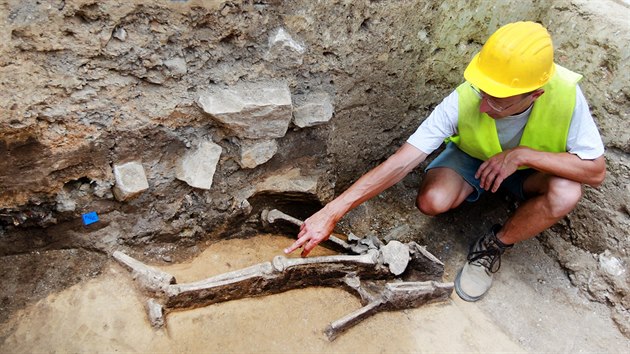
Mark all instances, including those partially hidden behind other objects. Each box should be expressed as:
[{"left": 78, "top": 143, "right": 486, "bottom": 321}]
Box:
[
  {"left": 176, "top": 141, "right": 222, "bottom": 190},
  {"left": 164, "top": 57, "right": 187, "bottom": 76},
  {"left": 238, "top": 139, "right": 278, "bottom": 169},
  {"left": 266, "top": 27, "right": 306, "bottom": 67},
  {"left": 196, "top": 81, "right": 293, "bottom": 139},
  {"left": 270, "top": 28, "right": 305, "bottom": 55},
  {"left": 255, "top": 167, "right": 318, "bottom": 195},
  {"left": 112, "top": 27, "right": 127, "bottom": 41},
  {"left": 599, "top": 251, "right": 625, "bottom": 276},
  {"left": 112, "top": 161, "right": 150, "bottom": 202},
  {"left": 292, "top": 92, "right": 334, "bottom": 128},
  {"left": 234, "top": 166, "right": 322, "bottom": 209},
  {"left": 55, "top": 191, "right": 76, "bottom": 212}
]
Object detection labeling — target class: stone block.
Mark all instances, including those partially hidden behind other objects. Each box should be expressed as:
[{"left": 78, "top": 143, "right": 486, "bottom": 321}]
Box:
[
  {"left": 266, "top": 27, "right": 305, "bottom": 67},
  {"left": 238, "top": 139, "right": 278, "bottom": 169},
  {"left": 112, "top": 161, "right": 150, "bottom": 201},
  {"left": 164, "top": 57, "right": 187, "bottom": 76},
  {"left": 197, "top": 81, "right": 292, "bottom": 139},
  {"left": 292, "top": 92, "right": 334, "bottom": 128},
  {"left": 176, "top": 141, "right": 223, "bottom": 190}
]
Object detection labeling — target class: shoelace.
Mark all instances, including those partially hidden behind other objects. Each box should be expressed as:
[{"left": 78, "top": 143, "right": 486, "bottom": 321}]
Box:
[
  {"left": 467, "top": 230, "right": 511, "bottom": 273},
  {"left": 467, "top": 243, "right": 503, "bottom": 273}
]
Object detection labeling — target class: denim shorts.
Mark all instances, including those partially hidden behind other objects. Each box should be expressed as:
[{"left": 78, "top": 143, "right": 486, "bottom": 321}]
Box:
[{"left": 426, "top": 142, "right": 536, "bottom": 202}]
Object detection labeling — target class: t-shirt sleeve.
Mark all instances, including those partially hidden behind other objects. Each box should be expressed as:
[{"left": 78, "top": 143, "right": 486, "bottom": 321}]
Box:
[
  {"left": 406, "top": 90, "right": 459, "bottom": 155},
  {"left": 566, "top": 85, "right": 605, "bottom": 160}
]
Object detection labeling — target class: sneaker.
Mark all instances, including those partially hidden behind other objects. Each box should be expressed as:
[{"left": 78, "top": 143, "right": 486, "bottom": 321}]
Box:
[{"left": 454, "top": 224, "right": 513, "bottom": 302}]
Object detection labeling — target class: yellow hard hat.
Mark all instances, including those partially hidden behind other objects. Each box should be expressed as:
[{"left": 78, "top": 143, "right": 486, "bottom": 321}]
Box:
[{"left": 464, "top": 21, "right": 556, "bottom": 98}]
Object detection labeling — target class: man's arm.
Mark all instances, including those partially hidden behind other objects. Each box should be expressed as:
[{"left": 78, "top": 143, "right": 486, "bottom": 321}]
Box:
[
  {"left": 284, "top": 143, "right": 428, "bottom": 257},
  {"left": 476, "top": 147, "right": 606, "bottom": 193}
]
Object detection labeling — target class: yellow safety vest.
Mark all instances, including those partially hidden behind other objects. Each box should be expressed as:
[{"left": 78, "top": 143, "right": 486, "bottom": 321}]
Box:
[{"left": 449, "top": 64, "right": 582, "bottom": 162}]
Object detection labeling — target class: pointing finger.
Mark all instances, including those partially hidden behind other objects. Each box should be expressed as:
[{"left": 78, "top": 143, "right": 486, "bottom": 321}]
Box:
[{"left": 284, "top": 237, "right": 307, "bottom": 254}]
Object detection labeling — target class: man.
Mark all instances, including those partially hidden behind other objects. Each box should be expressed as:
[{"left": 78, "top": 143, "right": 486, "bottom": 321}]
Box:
[{"left": 284, "top": 21, "right": 606, "bottom": 301}]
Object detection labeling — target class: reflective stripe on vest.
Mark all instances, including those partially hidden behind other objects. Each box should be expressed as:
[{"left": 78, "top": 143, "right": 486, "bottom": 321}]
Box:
[{"left": 449, "top": 64, "right": 582, "bottom": 162}]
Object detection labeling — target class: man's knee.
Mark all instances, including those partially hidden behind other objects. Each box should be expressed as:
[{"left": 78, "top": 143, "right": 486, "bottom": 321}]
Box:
[
  {"left": 416, "top": 188, "right": 452, "bottom": 216},
  {"left": 545, "top": 177, "right": 583, "bottom": 217}
]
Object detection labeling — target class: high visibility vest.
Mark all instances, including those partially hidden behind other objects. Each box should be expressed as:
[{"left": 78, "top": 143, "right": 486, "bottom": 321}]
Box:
[{"left": 449, "top": 64, "right": 582, "bottom": 162}]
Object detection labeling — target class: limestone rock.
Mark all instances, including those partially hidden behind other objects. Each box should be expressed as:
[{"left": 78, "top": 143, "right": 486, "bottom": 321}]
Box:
[
  {"left": 164, "top": 57, "right": 187, "bottom": 77},
  {"left": 112, "top": 26, "right": 127, "bottom": 41},
  {"left": 234, "top": 166, "right": 321, "bottom": 206},
  {"left": 55, "top": 190, "right": 76, "bottom": 212},
  {"left": 599, "top": 251, "right": 625, "bottom": 276},
  {"left": 112, "top": 161, "right": 150, "bottom": 201},
  {"left": 238, "top": 139, "right": 278, "bottom": 169},
  {"left": 292, "top": 92, "right": 334, "bottom": 128},
  {"left": 266, "top": 27, "right": 306, "bottom": 67},
  {"left": 255, "top": 167, "right": 318, "bottom": 195},
  {"left": 176, "top": 141, "right": 222, "bottom": 190},
  {"left": 197, "top": 81, "right": 293, "bottom": 139}
]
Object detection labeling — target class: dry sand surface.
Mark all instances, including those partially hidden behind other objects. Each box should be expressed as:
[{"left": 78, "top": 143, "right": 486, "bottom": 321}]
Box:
[{"left": 0, "top": 234, "right": 628, "bottom": 353}]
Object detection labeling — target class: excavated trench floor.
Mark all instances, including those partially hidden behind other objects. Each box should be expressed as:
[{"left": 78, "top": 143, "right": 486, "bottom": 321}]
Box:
[{"left": 1, "top": 231, "right": 628, "bottom": 353}]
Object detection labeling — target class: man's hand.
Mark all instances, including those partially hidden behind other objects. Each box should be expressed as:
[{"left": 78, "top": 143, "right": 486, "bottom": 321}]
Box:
[
  {"left": 476, "top": 147, "right": 525, "bottom": 192},
  {"left": 283, "top": 208, "right": 337, "bottom": 257},
  {"left": 283, "top": 143, "right": 428, "bottom": 257}
]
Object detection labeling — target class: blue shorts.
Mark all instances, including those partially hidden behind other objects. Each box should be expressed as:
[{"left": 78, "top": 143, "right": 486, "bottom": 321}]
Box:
[{"left": 426, "top": 142, "right": 536, "bottom": 202}]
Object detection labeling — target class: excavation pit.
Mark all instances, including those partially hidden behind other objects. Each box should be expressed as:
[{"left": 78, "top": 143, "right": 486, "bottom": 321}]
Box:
[
  {"left": 2, "top": 233, "right": 628, "bottom": 352},
  {"left": 1, "top": 0, "right": 629, "bottom": 351}
]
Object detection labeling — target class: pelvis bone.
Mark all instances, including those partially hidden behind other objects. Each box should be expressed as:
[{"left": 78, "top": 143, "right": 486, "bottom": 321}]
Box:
[{"left": 113, "top": 209, "right": 453, "bottom": 340}]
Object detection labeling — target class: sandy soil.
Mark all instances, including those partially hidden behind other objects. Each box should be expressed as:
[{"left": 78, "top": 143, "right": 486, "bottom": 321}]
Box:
[{"left": 0, "top": 233, "right": 627, "bottom": 353}]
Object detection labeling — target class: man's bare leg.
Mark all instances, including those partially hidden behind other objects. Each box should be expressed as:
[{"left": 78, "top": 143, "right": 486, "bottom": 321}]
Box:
[
  {"left": 416, "top": 167, "right": 474, "bottom": 216},
  {"left": 497, "top": 173, "right": 583, "bottom": 245},
  {"left": 455, "top": 172, "right": 583, "bottom": 302}
]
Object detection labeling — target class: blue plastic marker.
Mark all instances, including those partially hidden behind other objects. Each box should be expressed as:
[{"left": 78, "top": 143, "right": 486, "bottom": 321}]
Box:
[{"left": 82, "top": 211, "right": 99, "bottom": 226}]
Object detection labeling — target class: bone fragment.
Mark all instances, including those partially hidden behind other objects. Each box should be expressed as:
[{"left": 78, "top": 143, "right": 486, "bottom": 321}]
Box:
[
  {"left": 114, "top": 215, "right": 451, "bottom": 340},
  {"left": 261, "top": 209, "right": 354, "bottom": 253},
  {"left": 163, "top": 251, "right": 389, "bottom": 309},
  {"left": 166, "top": 262, "right": 276, "bottom": 298},
  {"left": 380, "top": 240, "right": 410, "bottom": 276},
  {"left": 146, "top": 299, "right": 164, "bottom": 328},
  {"left": 271, "top": 250, "right": 378, "bottom": 272},
  {"left": 347, "top": 232, "right": 361, "bottom": 242},
  {"left": 325, "top": 280, "right": 454, "bottom": 341},
  {"left": 262, "top": 208, "right": 303, "bottom": 226},
  {"left": 405, "top": 242, "right": 446, "bottom": 281},
  {"left": 113, "top": 251, "right": 176, "bottom": 293},
  {"left": 342, "top": 274, "right": 378, "bottom": 303},
  {"left": 382, "top": 281, "right": 454, "bottom": 309},
  {"left": 325, "top": 300, "right": 383, "bottom": 341},
  {"left": 347, "top": 232, "right": 381, "bottom": 254}
]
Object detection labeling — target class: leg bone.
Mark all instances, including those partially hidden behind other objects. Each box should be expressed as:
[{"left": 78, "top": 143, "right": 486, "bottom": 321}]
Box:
[
  {"left": 261, "top": 209, "right": 355, "bottom": 253},
  {"left": 325, "top": 280, "right": 454, "bottom": 341},
  {"left": 164, "top": 250, "right": 389, "bottom": 309},
  {"left": 113, "top": 251, "right": 176, "bottom": 294}
]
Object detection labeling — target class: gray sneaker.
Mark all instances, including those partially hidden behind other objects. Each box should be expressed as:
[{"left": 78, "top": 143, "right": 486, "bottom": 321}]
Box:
[{"left": 454, "top": 224, "right": 512, "bottom": 302}]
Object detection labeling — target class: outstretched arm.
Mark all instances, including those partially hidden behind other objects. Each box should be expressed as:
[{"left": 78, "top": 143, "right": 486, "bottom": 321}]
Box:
[
  {"left": 476, "top": 146, "right": 606, "bottom": 193},
  {"left": 284, "top": 143, "right": 428, "bottom": 257}
]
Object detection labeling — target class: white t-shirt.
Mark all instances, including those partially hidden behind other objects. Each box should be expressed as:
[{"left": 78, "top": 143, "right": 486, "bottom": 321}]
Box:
[{"left": 406, "top": 85, "right": 605, "bottom": 160}]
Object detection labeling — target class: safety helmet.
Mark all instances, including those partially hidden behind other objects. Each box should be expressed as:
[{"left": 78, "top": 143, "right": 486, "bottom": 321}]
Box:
[{"left": 464, "top": 21, "right": 555, "bottom": 98}]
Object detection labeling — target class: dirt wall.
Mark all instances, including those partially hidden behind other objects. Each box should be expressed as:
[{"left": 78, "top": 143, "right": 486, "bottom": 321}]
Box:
[{"left": 0, "top": 0, "right": 628, "bottom": 335}]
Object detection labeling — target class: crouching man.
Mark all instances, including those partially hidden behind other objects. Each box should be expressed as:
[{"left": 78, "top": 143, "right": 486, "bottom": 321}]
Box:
[{"left": 284, "top": 21, "right": 605, "bottom": 301}]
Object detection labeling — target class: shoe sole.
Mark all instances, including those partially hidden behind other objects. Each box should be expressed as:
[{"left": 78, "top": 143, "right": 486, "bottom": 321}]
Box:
[{"left": 454, "top": 268, "right": 485, "bottom": 302}]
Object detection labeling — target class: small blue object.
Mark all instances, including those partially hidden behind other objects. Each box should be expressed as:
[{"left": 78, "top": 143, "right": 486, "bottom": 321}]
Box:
[{"left": 82, "top": 211, "right": 99, "bottom": 226}]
